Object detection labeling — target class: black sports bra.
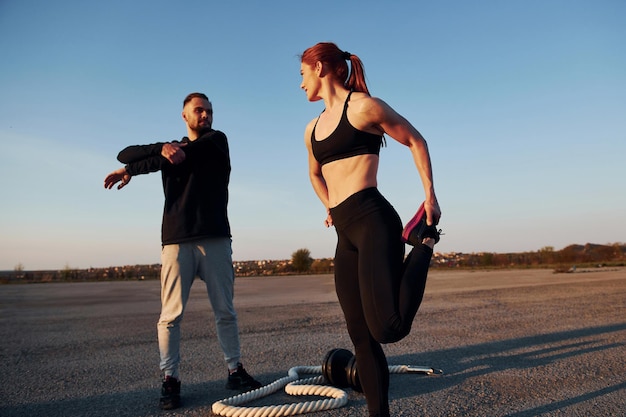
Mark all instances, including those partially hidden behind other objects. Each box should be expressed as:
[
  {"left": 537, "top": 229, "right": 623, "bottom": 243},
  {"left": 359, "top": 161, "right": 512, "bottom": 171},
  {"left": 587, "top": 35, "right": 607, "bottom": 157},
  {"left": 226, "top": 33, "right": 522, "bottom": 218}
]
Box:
[{"left": 311, "top": 91, "right": 383, "bottom": 166}]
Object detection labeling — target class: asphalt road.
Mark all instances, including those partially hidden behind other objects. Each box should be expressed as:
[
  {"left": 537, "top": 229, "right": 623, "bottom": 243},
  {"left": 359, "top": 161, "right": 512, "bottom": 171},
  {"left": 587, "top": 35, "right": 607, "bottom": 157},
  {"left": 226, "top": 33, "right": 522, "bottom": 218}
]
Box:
[{"left": 1, "top": 268, "right": 625, "bottom": 417}]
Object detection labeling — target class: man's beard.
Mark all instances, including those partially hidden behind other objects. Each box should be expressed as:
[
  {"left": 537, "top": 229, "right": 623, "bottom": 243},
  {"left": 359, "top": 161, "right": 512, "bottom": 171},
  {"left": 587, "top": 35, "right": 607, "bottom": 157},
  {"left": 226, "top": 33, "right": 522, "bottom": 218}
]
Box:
[{"left": 195, "top": 122, "right": 212, "bottom": 135}]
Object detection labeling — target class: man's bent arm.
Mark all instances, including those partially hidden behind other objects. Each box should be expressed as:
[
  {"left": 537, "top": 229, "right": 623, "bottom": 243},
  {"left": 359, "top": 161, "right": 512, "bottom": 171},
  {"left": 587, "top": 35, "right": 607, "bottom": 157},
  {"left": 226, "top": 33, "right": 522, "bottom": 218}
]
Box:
[{"left": 117, "top": 142, "right": 165, "bottom": 164}]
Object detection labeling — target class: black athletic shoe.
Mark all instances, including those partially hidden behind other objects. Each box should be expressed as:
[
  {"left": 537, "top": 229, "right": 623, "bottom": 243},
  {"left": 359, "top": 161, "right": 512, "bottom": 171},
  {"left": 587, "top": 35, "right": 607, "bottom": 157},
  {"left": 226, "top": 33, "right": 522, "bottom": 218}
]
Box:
[
  {"left": 159, "top": 376, "right": 181, "bottom": 410},
  {"left": 402, "top": 202, "right": 442, "bottom": 246},
  {"left": 225, "top": 363, "right": 262, "bottom": 391}
]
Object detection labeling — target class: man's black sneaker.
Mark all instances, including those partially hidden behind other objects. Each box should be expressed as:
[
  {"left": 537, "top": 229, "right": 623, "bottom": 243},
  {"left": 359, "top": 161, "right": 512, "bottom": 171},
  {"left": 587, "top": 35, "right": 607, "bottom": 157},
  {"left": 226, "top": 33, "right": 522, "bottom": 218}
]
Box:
[
  {"left": 225, "top": 363, "right": 262, "bottom": 391},
  {"left": 159, "top": 376, "right": 181, "bottom": 410}
]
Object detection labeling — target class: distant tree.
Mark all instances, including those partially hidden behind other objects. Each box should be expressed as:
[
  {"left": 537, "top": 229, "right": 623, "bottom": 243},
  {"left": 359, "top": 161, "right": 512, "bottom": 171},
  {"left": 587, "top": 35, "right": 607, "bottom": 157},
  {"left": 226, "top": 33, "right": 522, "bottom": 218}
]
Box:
[
  {"left": 538, "top": 246, "right": 555, "bottom": 264},
  {"left": 14, "top": 263, "right": 25, "bottom": 279},
  {"left": 61, "top": 263, "right": 74, "bottom": 281},
  {"left": 479, "top": 252, "right": 494, "bottom": 267},
  {"left": 291, "top": 248, "right": 313, "bottom": 273}
]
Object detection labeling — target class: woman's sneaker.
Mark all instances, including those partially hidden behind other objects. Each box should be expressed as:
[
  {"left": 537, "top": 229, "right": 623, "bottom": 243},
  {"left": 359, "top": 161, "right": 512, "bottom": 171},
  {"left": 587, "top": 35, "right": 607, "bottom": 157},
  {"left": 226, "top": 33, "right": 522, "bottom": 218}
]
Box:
[
  {"left": 159, "top": 376, "right": 181, "bottom": 410},
  {"left": 225, "top": 363, "right": 262, "bottom": 391},
  {"left": 401, "top": 202, "right": 442, "bottom": 246}
]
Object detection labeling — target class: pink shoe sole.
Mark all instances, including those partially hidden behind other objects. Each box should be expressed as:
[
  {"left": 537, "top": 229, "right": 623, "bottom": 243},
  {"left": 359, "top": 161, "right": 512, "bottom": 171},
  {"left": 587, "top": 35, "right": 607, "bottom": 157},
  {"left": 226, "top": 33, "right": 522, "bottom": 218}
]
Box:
[{"left": 401, "top": 202, "right": 426, "bottom": 244}]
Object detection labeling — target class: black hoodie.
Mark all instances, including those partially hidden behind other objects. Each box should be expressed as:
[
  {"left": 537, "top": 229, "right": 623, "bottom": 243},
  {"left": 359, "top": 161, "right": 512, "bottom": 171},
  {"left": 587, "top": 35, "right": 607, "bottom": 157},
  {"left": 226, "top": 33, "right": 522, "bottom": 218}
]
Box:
[{"left": 118, "top": 129, "right": 231, "bottom": 245}]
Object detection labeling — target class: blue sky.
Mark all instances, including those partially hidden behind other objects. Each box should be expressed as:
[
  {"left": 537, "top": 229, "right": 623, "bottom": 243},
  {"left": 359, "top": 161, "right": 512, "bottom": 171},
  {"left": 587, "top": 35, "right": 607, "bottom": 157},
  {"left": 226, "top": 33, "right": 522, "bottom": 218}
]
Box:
[{"left": 1, "top": 1, "right": 624, "bottom": 270}]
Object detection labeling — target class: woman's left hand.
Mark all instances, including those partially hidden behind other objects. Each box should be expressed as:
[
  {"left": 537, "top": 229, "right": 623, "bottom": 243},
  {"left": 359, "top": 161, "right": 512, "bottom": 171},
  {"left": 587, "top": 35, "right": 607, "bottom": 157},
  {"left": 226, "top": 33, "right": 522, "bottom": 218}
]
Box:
[{"left": 424, "top": 199, "right": 441, "bottom": 226}]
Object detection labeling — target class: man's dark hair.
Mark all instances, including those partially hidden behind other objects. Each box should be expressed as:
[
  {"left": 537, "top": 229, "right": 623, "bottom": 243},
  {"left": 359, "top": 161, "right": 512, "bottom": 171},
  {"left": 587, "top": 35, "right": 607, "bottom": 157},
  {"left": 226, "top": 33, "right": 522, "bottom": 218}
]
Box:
[{"left": 183, "top": 92, "right": 209, "bottom": 108}]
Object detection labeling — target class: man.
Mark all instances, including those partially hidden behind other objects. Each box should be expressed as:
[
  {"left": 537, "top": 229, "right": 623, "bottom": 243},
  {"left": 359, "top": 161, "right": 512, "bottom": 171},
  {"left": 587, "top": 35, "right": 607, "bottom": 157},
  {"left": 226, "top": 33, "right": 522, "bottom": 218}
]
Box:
[{"left": 104, "top": 92, "right": 261, "bottom": 410}]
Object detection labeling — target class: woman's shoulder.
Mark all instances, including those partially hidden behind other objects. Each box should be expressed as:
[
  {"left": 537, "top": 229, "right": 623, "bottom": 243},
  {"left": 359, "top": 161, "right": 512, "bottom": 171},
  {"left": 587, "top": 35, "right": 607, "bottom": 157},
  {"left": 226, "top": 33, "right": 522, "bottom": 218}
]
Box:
[
  {"left": 304, "top": 116, "right": 319, "bottom": 131},
  {"left": 350, "top": 93, "right": 388, "bottom": 111},
  {"left": 348, "top": 93, "right": 392, "bottom": 125},
  {"left": 303, "top": 117, "right": 318, "bottom": 144}
]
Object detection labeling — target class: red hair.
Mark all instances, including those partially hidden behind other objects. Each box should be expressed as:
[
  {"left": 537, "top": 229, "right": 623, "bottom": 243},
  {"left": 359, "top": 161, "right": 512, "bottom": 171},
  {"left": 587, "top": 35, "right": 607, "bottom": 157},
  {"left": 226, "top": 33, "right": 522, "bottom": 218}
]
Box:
[{"left": 301, "top": 42, "right": 370, "bottom": 95}]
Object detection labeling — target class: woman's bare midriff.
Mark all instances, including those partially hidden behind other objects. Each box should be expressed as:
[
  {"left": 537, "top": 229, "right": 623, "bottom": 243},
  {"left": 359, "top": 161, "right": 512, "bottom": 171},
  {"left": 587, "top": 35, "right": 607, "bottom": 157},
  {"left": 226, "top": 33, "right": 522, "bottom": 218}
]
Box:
[{"left": 323, "top": 154, "right": 379, "bottom": 208}]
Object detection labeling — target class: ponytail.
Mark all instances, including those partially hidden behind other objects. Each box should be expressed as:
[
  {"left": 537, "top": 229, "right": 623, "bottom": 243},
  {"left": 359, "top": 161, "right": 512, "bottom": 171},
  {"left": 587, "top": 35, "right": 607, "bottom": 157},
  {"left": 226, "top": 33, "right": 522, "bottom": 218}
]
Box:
[
  {"left": 345, "top": 54, "right": 369, "bottom": 95},
  {"left": 301, "top": 42, "right": 370, "bottom": 95}
]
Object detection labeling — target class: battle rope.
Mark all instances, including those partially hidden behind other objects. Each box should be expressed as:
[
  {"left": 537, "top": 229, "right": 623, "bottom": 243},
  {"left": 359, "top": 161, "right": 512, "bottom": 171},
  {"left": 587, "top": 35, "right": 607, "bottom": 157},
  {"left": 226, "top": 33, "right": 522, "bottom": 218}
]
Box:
[{"left": 211, "top": 364, "right": 442, "bottom": 417}]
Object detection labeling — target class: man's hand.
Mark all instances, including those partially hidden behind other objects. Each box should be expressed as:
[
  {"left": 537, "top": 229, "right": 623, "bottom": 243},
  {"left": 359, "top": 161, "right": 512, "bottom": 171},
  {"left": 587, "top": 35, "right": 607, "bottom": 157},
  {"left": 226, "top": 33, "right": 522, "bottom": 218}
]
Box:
[
  {"left": 161, "top": 142, "right": 187, "bottom": 165},
  {"left": 104, "top": 167, "right": 131, "bottom": 190}
]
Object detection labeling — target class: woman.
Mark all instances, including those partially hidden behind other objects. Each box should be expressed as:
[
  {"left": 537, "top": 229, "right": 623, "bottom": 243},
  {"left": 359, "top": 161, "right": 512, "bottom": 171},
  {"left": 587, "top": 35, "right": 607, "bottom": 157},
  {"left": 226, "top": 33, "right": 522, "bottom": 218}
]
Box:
[{"left": 300, "top": 42, "right": 442, "bottom": 417}]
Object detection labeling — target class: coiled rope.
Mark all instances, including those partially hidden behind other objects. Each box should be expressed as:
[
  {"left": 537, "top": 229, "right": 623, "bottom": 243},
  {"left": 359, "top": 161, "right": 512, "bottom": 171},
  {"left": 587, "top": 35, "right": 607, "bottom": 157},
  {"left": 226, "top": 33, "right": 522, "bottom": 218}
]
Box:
[{"left": 211, "top": 364, "right": 441, "bottom": 417}]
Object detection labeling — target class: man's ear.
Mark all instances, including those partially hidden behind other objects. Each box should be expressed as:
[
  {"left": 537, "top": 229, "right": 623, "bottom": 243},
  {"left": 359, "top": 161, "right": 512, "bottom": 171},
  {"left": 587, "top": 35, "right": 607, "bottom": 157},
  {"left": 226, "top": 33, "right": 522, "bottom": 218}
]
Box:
[{"left": 181, "top": 110, "right": 187, "bottom": 122}]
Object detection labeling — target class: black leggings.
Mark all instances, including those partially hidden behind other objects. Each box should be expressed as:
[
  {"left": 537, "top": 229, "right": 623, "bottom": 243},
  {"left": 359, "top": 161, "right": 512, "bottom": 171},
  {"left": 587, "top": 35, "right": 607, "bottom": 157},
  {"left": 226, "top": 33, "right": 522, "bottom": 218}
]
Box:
[{"left": 329, "top": 187, "right": 433, "bottom": 417}]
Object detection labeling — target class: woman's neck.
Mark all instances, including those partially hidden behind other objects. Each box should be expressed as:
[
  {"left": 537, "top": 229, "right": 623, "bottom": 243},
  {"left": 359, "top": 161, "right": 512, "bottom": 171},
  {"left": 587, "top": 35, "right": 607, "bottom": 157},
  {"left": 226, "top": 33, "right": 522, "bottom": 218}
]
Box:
[{"left": 320, "top": 83, "right": 350, "bottom": 111}]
